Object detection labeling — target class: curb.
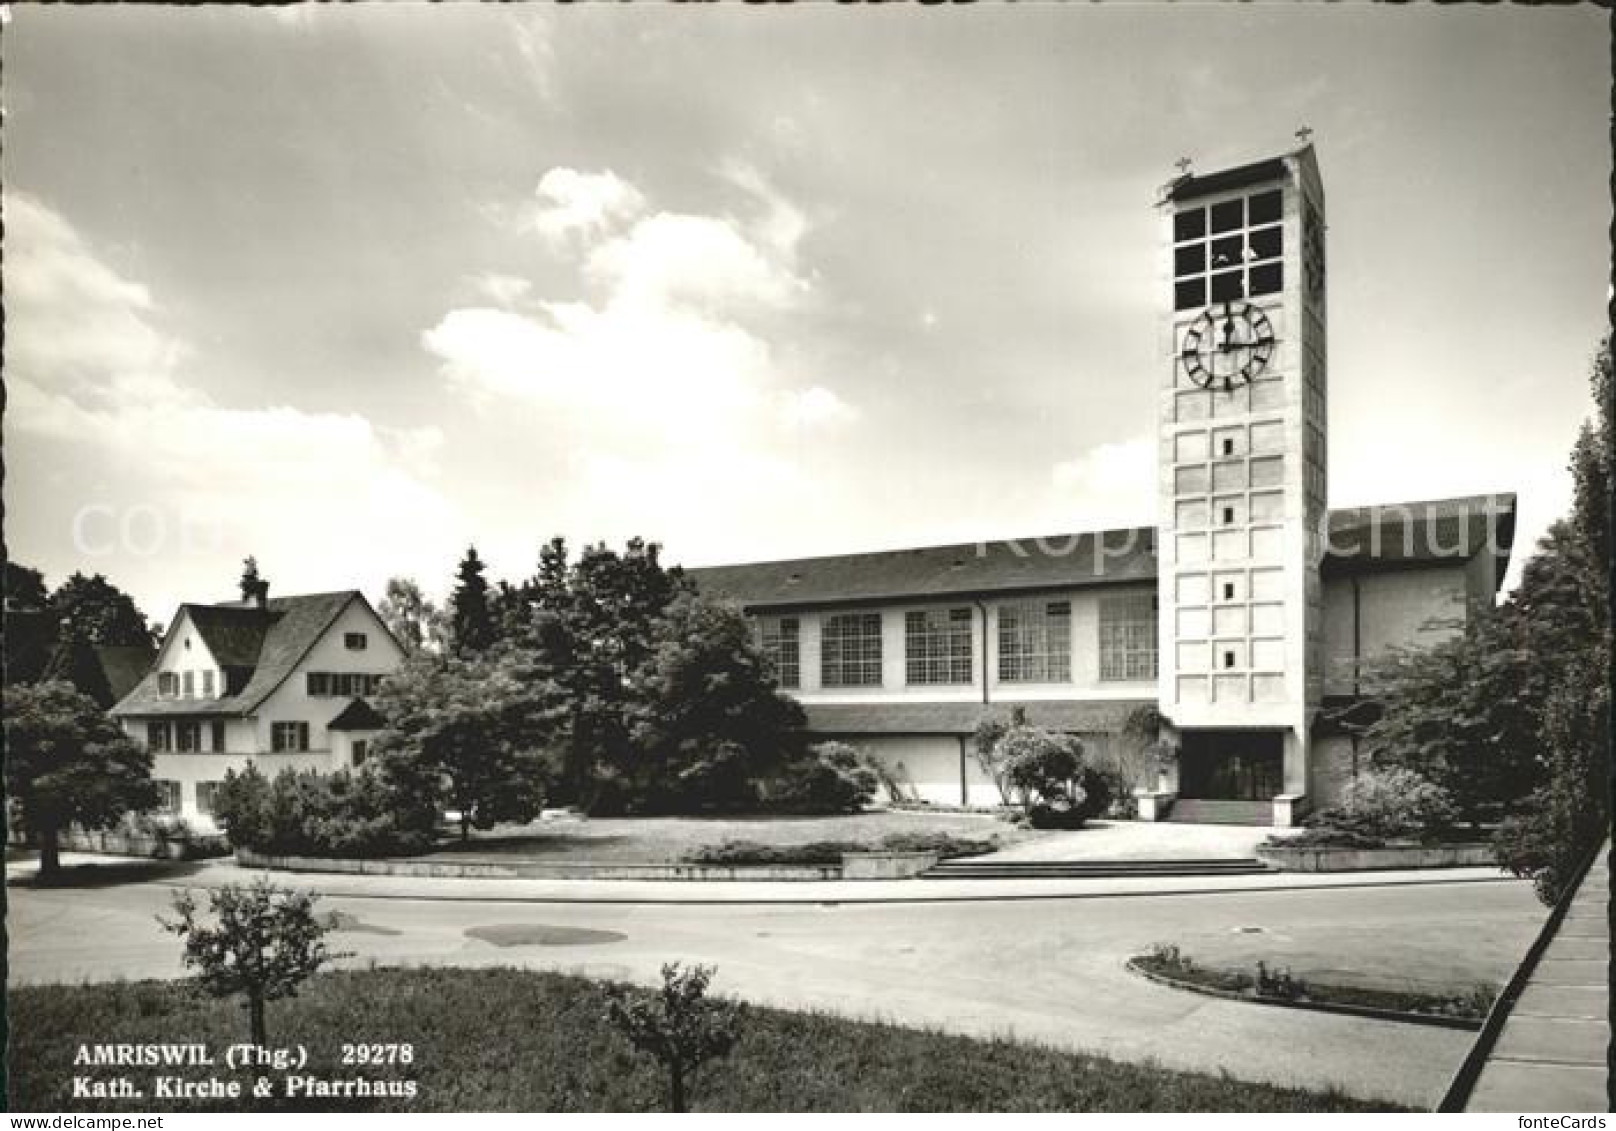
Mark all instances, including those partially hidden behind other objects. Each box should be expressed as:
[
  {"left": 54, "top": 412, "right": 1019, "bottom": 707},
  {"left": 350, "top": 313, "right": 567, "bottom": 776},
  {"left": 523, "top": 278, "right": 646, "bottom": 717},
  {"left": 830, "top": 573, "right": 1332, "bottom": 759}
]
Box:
[
  {"left": 1125, "top": 957, "right": 1485, "bottom": 1031},
  {"left": 142, "top": 868, "right": 1522, "bottom": 907}
]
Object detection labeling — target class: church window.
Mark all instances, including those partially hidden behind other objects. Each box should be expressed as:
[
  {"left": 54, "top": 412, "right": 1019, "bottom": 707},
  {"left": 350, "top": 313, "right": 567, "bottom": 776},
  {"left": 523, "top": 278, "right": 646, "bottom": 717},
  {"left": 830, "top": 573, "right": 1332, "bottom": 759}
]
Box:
[
  {"left": 1248, "top": 189, "right": 1282, "bottom": 225},
  {"left": 906, "top": 608, "right": 973, "bottom": 686},
  {"left": 1211, "top": 270, "right": 1244, "bottom": 302},
  {"left": 1174, "top": 207, "right": 1205, "bottom": 242},
  {"left": 1099, "top": 595, "right": 1158, "bottom": 682},
  {"left": 821, "top": 613, "right": 883, "bottom": 688},
  {"left": 756, "top": 616, "right": 801, "bottom": 689},
  {"left": 1210, "top": 198, "right": 1243, "bottom": 233},
  {"left": 998, "top": 600, "right": 1072, "bottom": 683},
  {"left": 1250, "top": 262, "right": 1283, "bottom": 297}
]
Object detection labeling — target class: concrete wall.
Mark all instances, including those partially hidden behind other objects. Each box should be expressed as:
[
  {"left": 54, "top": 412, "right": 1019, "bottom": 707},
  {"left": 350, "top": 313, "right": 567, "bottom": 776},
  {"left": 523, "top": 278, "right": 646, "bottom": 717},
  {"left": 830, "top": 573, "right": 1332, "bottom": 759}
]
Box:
[
  {"left": 844, "top": 735, "right": 1002, "bottom": 807},
  {"left": 1321, "top": 565, "right": 1470, "bottom": 696}
]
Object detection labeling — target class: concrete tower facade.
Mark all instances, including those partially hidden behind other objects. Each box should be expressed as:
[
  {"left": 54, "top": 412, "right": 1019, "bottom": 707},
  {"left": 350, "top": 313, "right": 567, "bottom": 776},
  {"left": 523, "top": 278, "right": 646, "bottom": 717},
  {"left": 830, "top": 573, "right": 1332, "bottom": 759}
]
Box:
[{"left": 1155, "top": 145, "right": 1328, "bottom": 824}]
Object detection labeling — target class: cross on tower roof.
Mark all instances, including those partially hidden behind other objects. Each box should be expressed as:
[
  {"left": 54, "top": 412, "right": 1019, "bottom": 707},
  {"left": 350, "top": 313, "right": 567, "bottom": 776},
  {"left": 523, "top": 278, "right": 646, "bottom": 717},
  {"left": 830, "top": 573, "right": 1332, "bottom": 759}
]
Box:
[
  {"left": 1295, "top": 126, "right": 1314, "bottom": 144},
  {"left": 1174, "top": 156, "right": 1193, "bottom": 176}
]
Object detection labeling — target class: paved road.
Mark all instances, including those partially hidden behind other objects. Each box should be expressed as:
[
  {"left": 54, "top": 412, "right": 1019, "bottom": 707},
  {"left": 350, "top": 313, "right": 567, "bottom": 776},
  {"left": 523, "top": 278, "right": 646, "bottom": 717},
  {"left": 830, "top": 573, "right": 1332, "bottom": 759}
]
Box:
[{"left": 6, "top": 865, "right": 1544, "bottom": 1109}]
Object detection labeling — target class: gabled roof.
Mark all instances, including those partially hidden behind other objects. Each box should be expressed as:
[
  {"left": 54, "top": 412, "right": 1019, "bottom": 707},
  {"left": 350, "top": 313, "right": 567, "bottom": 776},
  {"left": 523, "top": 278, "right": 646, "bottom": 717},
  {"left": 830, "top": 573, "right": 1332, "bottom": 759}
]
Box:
[
  {"left": 95, "top": 644, "right": 158, "bottom": 703},
  {"left": 112, "top": 591, "right": 363, "bottom": 718},
  {"left": 688, "top": 494, "right": 1517, "bottom": 612},
  {"left": 327, "top": 697, "right": 386, "bottom": 732}
]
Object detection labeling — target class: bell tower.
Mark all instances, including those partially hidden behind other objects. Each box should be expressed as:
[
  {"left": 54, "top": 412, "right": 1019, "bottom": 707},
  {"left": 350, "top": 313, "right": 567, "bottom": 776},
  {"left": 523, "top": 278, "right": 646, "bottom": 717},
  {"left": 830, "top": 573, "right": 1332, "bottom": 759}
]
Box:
[{"left": 1153, "top": 144, "right": 1327, "bottom": 825}]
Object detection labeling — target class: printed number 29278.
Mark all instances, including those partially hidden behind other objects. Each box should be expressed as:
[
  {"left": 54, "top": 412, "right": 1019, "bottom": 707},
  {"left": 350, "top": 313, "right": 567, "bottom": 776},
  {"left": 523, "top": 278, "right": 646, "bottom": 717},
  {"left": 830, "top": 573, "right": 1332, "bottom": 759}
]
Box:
[{"left": 342, "top": 1044, "right": 414, "bottom": 1065}]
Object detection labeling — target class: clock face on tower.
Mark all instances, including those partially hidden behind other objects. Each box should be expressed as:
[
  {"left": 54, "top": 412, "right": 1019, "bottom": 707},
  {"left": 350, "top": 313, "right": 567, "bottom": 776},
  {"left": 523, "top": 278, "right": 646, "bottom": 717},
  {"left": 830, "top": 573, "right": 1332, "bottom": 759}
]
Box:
[{"left": 1180, "top": 301, "right": 1275, "bottom": 390}]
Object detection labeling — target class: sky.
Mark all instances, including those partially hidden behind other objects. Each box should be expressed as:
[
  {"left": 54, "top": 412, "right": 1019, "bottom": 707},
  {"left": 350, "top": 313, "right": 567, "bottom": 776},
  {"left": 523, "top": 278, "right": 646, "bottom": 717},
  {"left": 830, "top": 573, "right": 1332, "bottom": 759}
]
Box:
[{"left": 4, "top": 4, "right": 1608, "bottom": 623}]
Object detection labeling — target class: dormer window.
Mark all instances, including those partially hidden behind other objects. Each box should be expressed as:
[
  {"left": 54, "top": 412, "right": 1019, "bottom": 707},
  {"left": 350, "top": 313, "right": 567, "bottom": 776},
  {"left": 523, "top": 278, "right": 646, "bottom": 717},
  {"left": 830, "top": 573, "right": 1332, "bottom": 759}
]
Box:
[
  {"left": 158, "top": 672, "right": 179, "bottom": 697},
  {"left": 182, "top": 671, "right": 195, "bottom": 698},
  {"left": 344, "top": 632, "right": 368, "bottom": 651},
  {"left": 202, "top": 670, "right": 215, "bottom": 697}
]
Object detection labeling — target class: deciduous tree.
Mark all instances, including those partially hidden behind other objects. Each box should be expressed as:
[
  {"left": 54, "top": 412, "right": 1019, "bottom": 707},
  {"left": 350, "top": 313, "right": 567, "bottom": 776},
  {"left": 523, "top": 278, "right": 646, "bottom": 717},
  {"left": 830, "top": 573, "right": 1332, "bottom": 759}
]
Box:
[
  {"left": 160, "top": 879, "right": 343, "bottom": 1048},
  {"left": 3, "top": 681, "right": 158, "bottom": 878}
]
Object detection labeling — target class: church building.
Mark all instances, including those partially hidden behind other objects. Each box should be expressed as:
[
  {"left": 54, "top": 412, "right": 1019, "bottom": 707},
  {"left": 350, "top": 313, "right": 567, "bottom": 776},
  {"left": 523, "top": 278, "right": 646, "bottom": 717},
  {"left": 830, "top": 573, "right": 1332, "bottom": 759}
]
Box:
[{"left": 690, "top": 144, "right": 1516, "bottom": 825}]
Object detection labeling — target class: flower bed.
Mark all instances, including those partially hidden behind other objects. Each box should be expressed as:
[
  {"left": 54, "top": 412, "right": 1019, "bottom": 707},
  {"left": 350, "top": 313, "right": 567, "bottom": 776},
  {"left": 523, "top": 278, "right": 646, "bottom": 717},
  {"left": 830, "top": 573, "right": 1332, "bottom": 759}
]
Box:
[{"left": 1129, "top": 945, "right": 1493, "bottom": 1030}]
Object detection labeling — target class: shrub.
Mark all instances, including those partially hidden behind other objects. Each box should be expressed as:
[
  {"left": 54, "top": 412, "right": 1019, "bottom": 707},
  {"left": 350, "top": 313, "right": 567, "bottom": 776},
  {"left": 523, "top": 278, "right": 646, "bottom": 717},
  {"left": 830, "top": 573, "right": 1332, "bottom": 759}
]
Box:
[
  {"left": 767, "top": 742, "right": 879, "bottom": 814},
  {"left": 1000, "top": 727, "right": 1085, "bottom": 807},
  {"left": 213, "top": 765, "right": 436, "bottom": 859},
  {"left": 1306, "top": 767, "right": 1457, "bottom": 845},
  {"left": 682, "top": 832, "right": 999, "bottom": 867}
]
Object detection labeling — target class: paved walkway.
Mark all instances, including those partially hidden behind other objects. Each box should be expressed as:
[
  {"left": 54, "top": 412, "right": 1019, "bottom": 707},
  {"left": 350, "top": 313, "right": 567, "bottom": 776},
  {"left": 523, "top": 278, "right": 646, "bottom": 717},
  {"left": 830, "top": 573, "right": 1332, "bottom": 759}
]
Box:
[
  {"left": 6, "top": 852, "right": 1515, "bottom": 905},
  {"left": 983, "top": 820, "right": 1297, "bottom": 862},
  {"left": 1466, "top": 847, "right": 1610, "bottom": 1112}
]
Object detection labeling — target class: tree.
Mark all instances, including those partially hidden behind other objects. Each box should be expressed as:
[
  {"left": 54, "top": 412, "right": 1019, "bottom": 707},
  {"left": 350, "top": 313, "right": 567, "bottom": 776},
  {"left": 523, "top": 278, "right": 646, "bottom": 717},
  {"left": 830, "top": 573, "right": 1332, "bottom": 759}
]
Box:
[
  {"left": 1349, "top": 606, "right": 1542, "bottom": 827},
  {"left": 606, "top": 963, "right": 740, "bottom": 1113},
  {"left": 504, "top": 538, "right": 695, "bottom": 811},
  {"left": 4, "top": 681, "right": 159, "bottom": 878},
  {"left": 1495, "top": 339, "right": 1612, "bottom": 902},
  {"left": 5, "top": 562, "right": 58, "bottom": 687},
  {"left": 160, "top": 879, "right": 343, "bottom": 1048},
  {"left": 448, "top": 545, "right": 496, "bottom": 656},
  {"left": 41, "top": 628, "right": 115, "bottom": 708},
  {"left": 371, "top": 650, "right": 557, "bottom": 840},
  {"left": 623, "top": 593, "right": 807, "bottom": 813},
  {"left": 48, "top": 572, "right": 152, "bottom": 647},
  {"left": 4, "top": 562, "right": 49, "bottom": 610},
  {"left": 376, "top": 577, "right": 446, "bottom": 656}
]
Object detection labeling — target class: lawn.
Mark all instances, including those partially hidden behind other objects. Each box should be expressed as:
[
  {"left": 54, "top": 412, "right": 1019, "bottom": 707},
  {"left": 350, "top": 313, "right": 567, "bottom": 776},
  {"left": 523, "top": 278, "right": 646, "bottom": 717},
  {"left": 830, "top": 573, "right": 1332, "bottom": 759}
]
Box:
[
  {"left": 414, "top": 808, "right": 1033, "bottom": 865},
  {"left": 8, "top": 968, "right": 1403, "bottom": 1112}
]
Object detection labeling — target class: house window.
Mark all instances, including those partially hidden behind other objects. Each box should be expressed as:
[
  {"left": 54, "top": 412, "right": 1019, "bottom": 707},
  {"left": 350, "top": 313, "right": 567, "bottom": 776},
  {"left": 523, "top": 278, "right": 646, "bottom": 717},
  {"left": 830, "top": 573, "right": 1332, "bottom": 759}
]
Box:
[
  {"left": 211, "top": 720, "right": 227, "bottom": 753},
  {"left": 821, "top": 613, "right": 884, "bottom": 688},
  {"left": 307, "top": 672, "right": 331, "bottom": 697},
  {"left": 158, "top": 672, "right": 179, "bottom": 698},
  {"left": 352, "top": 740, "right": 370, "bottom": 766},
  {"left": 202, "top": 670, "right": 215, "bottom": 698},
  {"left": 1099, "top": 594, "right": 1159, "bottom": 682},
  {"left": 905, "top": 607, "right": 973, "bottom": 686},
  {"left": 146, "top": 722, "right": 171, "bottom": 752},
  {"left": 756, "top": 616, "right": 801, "bottom": 689},
  {"left": 344, "top": 633, "right": 368, "bottom": 651},
  {"left": 154, "top": 780, "right": 181, "bottom": 814},
  {"left": 272, "top": 721, "right": 310, "bottom": 753},
  {"left": 175, "top": 721, "right": 201, "bottom": 753},
  {"left": 182, "top": 672, "right": 195, "bottom": 699},
  {"left": 195, "top": 781, "right": 222, "bottom": 816},
  {"left": 997, "top": 600, "right": 1072, "bottom": 683}
]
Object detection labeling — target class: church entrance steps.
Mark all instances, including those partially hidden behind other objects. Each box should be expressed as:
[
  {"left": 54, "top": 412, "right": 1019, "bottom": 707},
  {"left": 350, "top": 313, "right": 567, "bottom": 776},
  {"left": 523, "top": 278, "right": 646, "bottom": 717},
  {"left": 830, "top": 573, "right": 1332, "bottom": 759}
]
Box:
[{"left": 1167, "top": 799, "right": 1275, "bottom": 826}]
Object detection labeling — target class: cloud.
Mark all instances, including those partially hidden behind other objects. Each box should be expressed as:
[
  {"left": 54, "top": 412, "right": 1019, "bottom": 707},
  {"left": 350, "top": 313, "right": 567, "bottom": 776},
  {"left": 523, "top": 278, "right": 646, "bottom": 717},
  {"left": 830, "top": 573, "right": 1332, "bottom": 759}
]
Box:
[
  {"left": 470, "top": 271, "right": 533, "bottom": 307},
  {"left": 4, "top": 191, "right": 455, "bottom": 611},
  {"left": 426, "top": 165, "right": 848, "bottom": 437},
  {"left": 1050, "top": 437, "right": 1156, "bottom": 529},
  {"left": 780, "top": 386, "right": 857, "bottom": 430},
  {"left": 529, "top": 167, "right": 646, "bottom": 245},
  {"left": 421, "top": 166, "right": 861, "bottom": 562}
]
